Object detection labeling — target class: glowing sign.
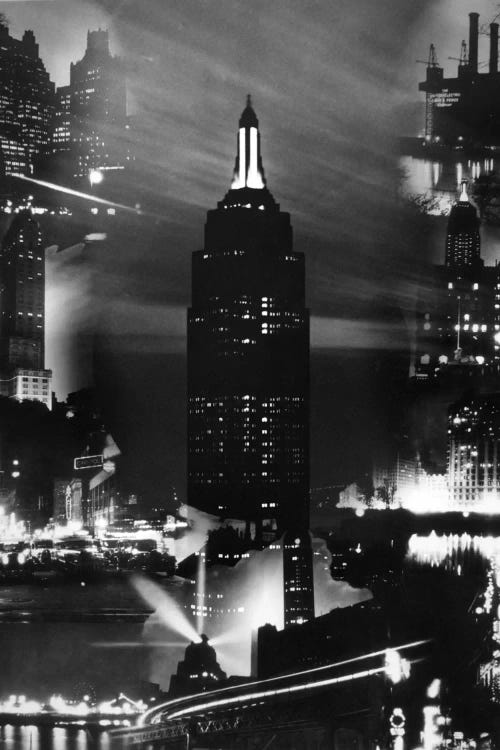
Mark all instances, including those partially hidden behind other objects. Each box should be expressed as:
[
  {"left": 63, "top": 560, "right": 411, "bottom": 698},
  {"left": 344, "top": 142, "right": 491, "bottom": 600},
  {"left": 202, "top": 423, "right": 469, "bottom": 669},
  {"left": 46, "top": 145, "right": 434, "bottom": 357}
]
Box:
[
  {"left": 74, "top": 454, "right": 104, "bottom": 470},
  {"left": 390, "top": 707, "right": 406, "bottom": 737},
  {"left": 430, "top": 91, "right": 461, "bottom": 108}
]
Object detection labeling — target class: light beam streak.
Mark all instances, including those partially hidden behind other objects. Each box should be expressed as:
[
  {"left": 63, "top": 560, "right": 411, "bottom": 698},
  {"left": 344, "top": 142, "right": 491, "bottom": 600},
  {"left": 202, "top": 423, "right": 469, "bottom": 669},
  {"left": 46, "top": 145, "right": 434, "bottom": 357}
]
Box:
[
  {"left": 139, "top": 640, "right": 429, "bottom": 726},
  {"left": 13, "top": 174, "right": 164, "bottom": 221},
  {"left": 131, "top": 575, "right": 199, "bottom": 643},
  {"left": 167, "top": 666, "right": 386, "bottom": 719}
]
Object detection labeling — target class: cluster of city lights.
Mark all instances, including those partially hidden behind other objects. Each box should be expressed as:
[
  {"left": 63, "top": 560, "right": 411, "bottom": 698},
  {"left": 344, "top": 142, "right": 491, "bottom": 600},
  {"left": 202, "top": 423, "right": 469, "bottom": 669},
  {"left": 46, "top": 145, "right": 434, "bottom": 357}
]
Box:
[
  {"left": 0, "top": 507, "right": 26, "bottom": 543},
  {"left": 340, "top": 482, "right": 500, "bottom": 516},
  {"left": 0, "top": 693, "right": 147, "bottom": 718}
]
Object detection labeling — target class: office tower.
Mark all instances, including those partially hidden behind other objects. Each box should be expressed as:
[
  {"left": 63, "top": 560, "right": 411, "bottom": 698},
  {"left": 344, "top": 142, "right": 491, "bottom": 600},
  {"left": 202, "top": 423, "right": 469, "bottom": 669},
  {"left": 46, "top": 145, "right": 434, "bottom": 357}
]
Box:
[
  {"left": 68, "top": 29, "right": 127, "bottom": 179},
  {"left": 0, "top": 23, "right": 55, "bottom": 176},
  {"left": 448, "top": 393, "right": 500, "bottom": 509},
  {"left": 0, "top": 210, "right": 52, "bottom": 409},
  {"left": 187, "top": 98, "right": 309, "bottom": 534}
]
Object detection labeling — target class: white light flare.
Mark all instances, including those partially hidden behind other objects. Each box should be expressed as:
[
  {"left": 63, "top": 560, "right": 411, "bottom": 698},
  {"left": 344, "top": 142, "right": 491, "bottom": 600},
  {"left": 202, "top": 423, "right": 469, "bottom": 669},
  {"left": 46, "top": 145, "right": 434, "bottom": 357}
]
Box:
[
  {"left": 89, "top": 169, "right": 103, "bottom": 187},
  {"left": 247, "top": 127, "right": 264, "bottom": 188},
  {"left": 130, "top": 575, "right": 199, "bottom": 643},
  {"left": 384, "top": 649, "right": 410, "bottom": 683},
  {"left": 13, "top": 174, "right": 160, "bottom": 219}
]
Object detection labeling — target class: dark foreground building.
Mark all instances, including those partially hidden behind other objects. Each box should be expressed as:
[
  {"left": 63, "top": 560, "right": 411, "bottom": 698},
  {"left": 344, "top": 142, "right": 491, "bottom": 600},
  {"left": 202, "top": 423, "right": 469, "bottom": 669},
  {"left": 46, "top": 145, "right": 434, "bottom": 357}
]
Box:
[
  {"left": 187, "top": 98, "right": 309, "bottom": 536},
  {"left": 169, "top": 635, "right": 227, "bottom": 697}
]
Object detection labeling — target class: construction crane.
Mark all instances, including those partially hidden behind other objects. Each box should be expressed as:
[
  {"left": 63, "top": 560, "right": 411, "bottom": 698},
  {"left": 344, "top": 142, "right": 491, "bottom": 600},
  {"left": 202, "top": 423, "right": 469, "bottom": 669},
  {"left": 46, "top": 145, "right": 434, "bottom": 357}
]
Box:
[
  {"left": 416, "top": 43, "right": 440, "bottom": 68},
  {"left": 447, "top": 40, "right": 468, "bottom": 66}
]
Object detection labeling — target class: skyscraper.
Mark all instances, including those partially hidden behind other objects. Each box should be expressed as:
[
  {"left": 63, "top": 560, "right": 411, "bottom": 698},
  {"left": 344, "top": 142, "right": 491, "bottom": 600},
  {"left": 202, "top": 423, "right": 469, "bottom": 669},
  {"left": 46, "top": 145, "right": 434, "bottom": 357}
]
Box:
[
  {"left": 415, "top": 182, "right": 497, "bottom": 378},
  {"left": 0, "top": 210, "right": 52, "bottom": 409},
  {"left": 187, "top": 98, "right": 310, "bottom": 535},
  {"left": 445, "top": 181, "right": 481, "bottom": 270},
  {"left": 66, "top": 29, "right": 127, "bottom": 179},
  {"left": 0, "top": 23, "right": 55, "bottom": 176}
]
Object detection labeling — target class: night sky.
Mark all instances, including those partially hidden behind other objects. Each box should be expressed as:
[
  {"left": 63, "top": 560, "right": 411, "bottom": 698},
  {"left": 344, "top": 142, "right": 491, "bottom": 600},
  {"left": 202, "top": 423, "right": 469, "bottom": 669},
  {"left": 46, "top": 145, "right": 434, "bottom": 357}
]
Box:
[{"left": 3, "top": 0, "right": 498, "bottom": 501}]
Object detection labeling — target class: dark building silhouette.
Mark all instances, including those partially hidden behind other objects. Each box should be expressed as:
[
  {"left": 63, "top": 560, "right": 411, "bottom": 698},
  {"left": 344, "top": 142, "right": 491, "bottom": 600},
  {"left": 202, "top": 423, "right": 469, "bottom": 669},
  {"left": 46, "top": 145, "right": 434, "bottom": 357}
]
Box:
[
  {"left": 0, "top": 22, "right": 55, "bottom": 176},
  {"left": 187, "top": 98, "right": 309, "bottom": 534},
  {"left": 63, "top": 29, "right": 127, "bottom": 180},
  {"left": 419, "top": 13, "right": 500, "bottom": 146},
  {"left": 169, "top": 635, "right": 227, "bottom": 697},
  {"left": 0, "top": 210, "right": 51, "bottom": 408}
]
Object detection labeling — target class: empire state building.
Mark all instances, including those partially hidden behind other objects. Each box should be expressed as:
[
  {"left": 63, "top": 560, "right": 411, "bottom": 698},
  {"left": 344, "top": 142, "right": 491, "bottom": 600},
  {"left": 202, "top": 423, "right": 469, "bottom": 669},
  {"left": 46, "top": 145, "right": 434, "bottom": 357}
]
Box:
[{"left": 187, "top": 97, "right": 310, "bottom": 536}]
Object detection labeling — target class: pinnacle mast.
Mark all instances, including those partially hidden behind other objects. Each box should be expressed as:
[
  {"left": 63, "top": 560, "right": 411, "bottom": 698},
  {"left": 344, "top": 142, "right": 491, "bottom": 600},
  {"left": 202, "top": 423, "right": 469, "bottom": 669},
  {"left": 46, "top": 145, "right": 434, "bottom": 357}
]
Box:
[{"left": 231, "top": 94, "right": 266, "bottom": 190}]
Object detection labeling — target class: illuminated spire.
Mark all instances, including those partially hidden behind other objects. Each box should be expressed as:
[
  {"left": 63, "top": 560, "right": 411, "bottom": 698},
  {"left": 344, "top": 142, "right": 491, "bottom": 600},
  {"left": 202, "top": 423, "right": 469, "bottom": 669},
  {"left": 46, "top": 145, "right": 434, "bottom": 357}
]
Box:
[
  {"left": 459, "top": 179, "right": 469, "bottom": 202},
  {"left": 231, "top": 95, "right": 266, "bottom": 190}
]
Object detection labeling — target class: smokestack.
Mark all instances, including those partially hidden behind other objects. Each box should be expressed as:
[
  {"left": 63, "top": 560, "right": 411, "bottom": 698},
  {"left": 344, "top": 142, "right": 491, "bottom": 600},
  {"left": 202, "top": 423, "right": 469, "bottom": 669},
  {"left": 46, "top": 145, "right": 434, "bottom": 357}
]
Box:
[
  {"left": 490, "top": 22, "right": 499, "bottom": 73},
  {"left": 469, "top": 12, "right": 479, "bottom": 73}
]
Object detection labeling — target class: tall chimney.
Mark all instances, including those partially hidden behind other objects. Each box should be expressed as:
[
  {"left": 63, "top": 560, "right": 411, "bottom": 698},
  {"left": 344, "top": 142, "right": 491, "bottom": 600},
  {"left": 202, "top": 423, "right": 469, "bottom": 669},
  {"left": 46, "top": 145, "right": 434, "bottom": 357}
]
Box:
[
  {"left": 469, "top": 12, "right": 479, "bottom": 73},
  {"left": 490, "top": 22, "right": 499, "bottom": 73}
]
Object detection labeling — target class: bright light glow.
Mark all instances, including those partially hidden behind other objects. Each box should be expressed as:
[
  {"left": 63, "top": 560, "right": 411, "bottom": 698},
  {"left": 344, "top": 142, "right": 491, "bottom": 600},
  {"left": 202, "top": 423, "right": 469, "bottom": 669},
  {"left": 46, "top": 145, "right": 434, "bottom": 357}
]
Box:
[
  {"left": 84, "top": 233, "right": 107, "bottom": 242},
  {"left": 231, "top": 129, "right": 247, "bottom": 190},
  {"left": 247, "top": 127, "right": 264, "bottom": 188},
  {"left": 89, "top": 169, "right": 103, "bottom": 186},
  {"left": 0, "top": 692, "right": 146, "bottom": 718},
  {"left": 384, "top": 649, "right": 410, "bottom": 683},
  {"left": 422, "top": 705, "right": 442, "bottom": 750},
  {"left": 131, "top": 575, "right": 199, "bottom": 642},
  {"left": 427, "top": 678, "right": 441, "bottom": 699}
]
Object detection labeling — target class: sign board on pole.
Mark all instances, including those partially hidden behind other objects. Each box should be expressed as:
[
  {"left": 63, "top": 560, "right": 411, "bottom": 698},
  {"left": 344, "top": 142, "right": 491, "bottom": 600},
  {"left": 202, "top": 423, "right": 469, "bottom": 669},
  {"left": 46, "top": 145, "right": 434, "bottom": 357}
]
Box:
[{"left": 74, "top": 454, "right": 104, "bottom": 471}]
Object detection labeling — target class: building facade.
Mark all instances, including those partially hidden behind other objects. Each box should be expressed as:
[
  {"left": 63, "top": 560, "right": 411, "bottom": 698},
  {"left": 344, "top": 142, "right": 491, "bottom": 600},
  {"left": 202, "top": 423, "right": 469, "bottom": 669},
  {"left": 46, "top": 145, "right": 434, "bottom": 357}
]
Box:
[
  {"left": 0, "top": 210, "right": 51, "bottom": 408},
  {"left": 52, "top": 84, "right": 71, "bottom": 155},
  {"left": 0, "top": 23, "right": 55, "bottom": 176},
  {"left": 187, "top": 99, "right": 310, "bottom": 534},
  {"left": 448, "top": 393, "right": 500, "bottom": 510},
  {"left": 67, "top": 29, "right": 127, "bottom": 179}
]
